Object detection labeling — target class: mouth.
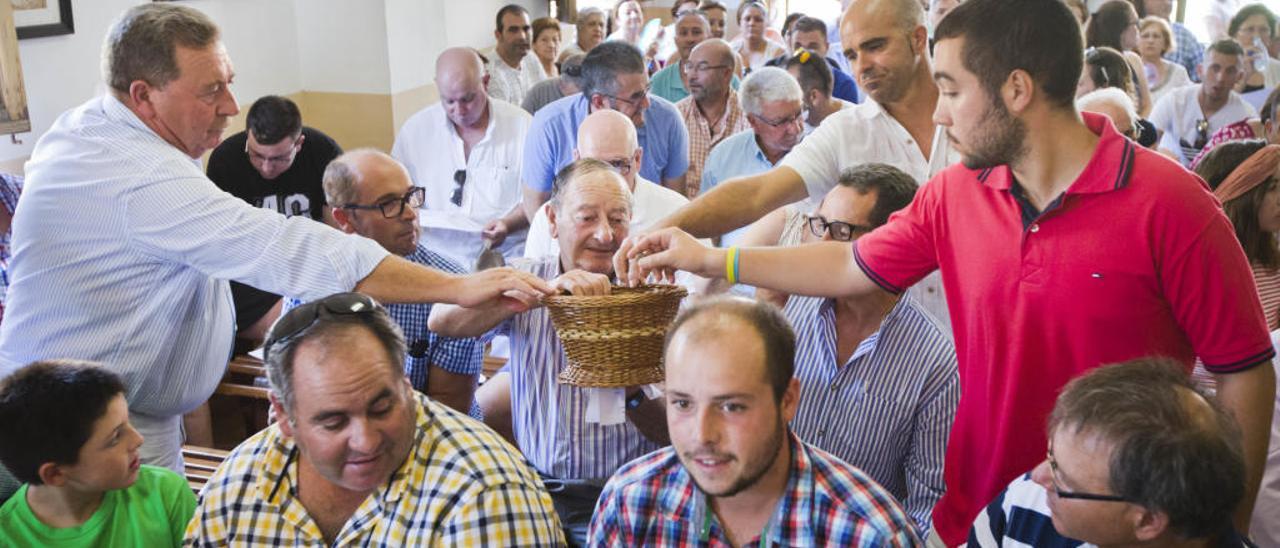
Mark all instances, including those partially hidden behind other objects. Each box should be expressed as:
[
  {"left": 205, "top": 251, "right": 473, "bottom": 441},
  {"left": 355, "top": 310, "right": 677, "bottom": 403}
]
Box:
[
  {"left": 345, "top": 454, "right": 381, "bottom": 470},
  {"left": 688, "top": 453, "right": 734, "bottom": 471},
  {"left": 129, "top": 455, "right": 141, "bottom": 472}
]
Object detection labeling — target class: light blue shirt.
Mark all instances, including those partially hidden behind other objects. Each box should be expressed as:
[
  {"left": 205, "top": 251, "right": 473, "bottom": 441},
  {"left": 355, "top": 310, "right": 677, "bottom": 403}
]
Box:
[
  {"left": 522, "top": 93, "right": 689, "bottom": 192},
  {"left": 0, "top": 94, "right": 388, "bottom": 468},
  {"left": 785, "top": 295, "right": 958, "bottom": 536},
  {"left": 699, "top": 128, "right": 778, "bottom": 247},
  {"left": 650, "top": 60, "right": 742, "bottom": 104}
]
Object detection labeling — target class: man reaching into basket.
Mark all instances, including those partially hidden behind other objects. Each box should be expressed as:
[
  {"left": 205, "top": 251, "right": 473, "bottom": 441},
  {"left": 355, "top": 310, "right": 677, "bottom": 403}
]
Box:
[{"left": 429, "top": 158, "right": 670, "bottom": 546}]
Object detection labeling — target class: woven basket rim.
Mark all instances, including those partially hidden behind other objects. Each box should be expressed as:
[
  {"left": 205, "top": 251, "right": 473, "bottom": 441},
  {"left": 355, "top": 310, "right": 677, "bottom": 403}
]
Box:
[{"left": 545, "top": 283, "right": 686, "bottom": 387}]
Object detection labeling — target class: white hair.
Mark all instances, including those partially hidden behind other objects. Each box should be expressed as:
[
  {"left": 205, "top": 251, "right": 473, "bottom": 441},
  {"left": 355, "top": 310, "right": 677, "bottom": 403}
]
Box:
[
  {"left": 739, "top": 67, "right": 804, "bottom": 116},
  {"left": 1077, "top": 87, "right": 1139, "bottom": 136}
]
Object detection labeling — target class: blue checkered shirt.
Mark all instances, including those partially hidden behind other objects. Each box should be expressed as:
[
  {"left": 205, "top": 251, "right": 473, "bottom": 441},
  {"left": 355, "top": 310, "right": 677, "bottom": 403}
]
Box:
[
  {"left": 286, "top": 244, "right": 485, "bottom": 417},
  {"left": 1167, "top": 22, "right": 1204, "bottom": 83},
  {"left": 0, "top": 173, "right": 21, "bottom": 326}
]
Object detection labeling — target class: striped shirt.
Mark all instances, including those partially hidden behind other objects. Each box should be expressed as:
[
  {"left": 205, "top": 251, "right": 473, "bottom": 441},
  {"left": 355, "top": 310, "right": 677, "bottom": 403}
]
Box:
[
  {"left": 285, "top": 244, "right": 487, "bottom": 418},
  {"left": 501, "top": 257, "right": 662, "bottom": 480},
  {"left": 676, "top": 91, "right": 751, "bottom": 197},
  {"left": 587, "top": 430, "right": 921, "bottom": 547},
  {"left": 0, "top": 94, "right": 388, "bottom": 471},
  {"left": 1253, "top": 264, "right": 1280, "bottom": 330},
  {"left": 185, "top": 392, "right": 564, "bottom": 546},
  {"left": 786, "top": 295, "right": 959, "bottom": 536}
]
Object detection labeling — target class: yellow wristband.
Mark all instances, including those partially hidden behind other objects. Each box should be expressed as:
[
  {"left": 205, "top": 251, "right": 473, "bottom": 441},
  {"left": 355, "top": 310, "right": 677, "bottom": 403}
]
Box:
[{"left": 725, "top": 247, "right": 739, "bottom": 285}]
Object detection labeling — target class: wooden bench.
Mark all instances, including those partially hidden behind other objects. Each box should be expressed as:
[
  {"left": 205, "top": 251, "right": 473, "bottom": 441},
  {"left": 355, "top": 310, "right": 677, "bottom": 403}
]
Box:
[
  {"left": 182, "top": 445, "right": 229, "bottom": 493},
  {"left": 217, "top": 354, "right": 270, "bottom": 400}
]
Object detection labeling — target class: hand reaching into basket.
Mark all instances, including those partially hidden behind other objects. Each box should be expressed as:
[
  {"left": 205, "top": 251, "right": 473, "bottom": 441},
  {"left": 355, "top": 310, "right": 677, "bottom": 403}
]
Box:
[
  {"left": 551, "top": 270, "right": 614, "bottom": 297},
  {"left": 615, "top": 228, "right": 723, "bottom": 287}
]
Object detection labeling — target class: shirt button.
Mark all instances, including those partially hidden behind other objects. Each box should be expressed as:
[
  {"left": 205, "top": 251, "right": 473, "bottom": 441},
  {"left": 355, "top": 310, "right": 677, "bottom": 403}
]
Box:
[
  {"left": 1030, "top": 223, "right": 1040, "bottom": 233},
  {"left": 817, "top": 429, "right": 826, "bottom": 437},
  {"left": 830, "top": 384, "right": 840, "bottom": 391}
]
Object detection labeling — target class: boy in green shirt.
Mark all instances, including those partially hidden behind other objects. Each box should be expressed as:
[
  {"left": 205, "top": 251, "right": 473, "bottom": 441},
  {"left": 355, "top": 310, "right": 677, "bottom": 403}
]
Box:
[{"left": 0, "top": 359, "right": 196, "bottom": 547}]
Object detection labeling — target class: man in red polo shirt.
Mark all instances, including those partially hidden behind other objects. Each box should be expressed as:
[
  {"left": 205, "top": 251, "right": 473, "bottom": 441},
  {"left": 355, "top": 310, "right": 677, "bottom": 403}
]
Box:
[{"left": 615, "top": 0, "right": 1276, "bottom": 545}]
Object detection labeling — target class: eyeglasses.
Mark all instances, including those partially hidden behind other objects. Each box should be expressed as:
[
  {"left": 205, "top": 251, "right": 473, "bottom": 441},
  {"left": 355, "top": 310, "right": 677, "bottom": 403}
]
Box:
[
  {"left": 451, "top": 170, "right": 466, "bottom": 207},
  {"left": 603, "top": 157, "right": 634, "bottom": 175},
  {"left": 1046, "top": 444, "right": 1131, "bottom": 503},
  {"left": 603, "top": 84, "right": 651, "bottom": 112},
  {"left": 683, "top": 62, "right": 731, "bottom": 74},
  {"left": 263, "top": 293, "right": 381, "bottom": 362},
  {"left": 340, "top": 186, "right": 426, "bottom": 218},
  {"left": 805, "top": 214, "right": 869, "bottom": 242},
  {"left": 245, "top": 136, "right": 302, "bottom": 165},
  {"left": 751, "top": 110, "right": 805, "bottom": 128}
]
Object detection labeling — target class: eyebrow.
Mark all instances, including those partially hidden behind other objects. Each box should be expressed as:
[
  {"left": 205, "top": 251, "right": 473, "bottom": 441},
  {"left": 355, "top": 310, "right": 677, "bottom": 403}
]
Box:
[
  {"left": 933, "top": 71, "right": 956, "bottom": 84},
  {"left": 309, "top": 388, "right": 394, "bottom": 423},
  {"left": 856, "top": 37, "right": 888, "bottom": 51},
  {"left": 667, "top": 391, "right": 754, "bottom": 401}
]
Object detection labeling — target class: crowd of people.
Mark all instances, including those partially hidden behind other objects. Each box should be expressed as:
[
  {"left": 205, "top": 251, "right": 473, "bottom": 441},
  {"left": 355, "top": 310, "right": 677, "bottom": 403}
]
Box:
[{"left": 0, "top": 0, "right": 1276, "bottom": 546}]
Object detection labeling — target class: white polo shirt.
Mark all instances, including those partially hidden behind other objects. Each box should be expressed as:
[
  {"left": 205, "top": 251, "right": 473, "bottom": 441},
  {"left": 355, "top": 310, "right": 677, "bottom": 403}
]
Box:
[
  {"left": 1150, "top": 84, "right": 1257, "bottom": 167},
  {"left": 392, "top": 97, "right": 531, "bottom": 267},
  {"left": 780, "top": 99, "right": 958, "bottom": 333}
]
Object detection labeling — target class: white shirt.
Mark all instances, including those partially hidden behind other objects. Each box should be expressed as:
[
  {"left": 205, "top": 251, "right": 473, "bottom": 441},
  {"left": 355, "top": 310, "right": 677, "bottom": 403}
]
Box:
[
  {"left": 1148, "top": 60, "right": 1193, "bottom": 107},
  {"left": 780, "top": 99, "right": 958, "bottom": 333},
  {"left": 524, "top": 177, "right": 689, "bottom": 259},
  {"left": 484, "top": 49, "right": 547, "bottom": 106},
  {"left": 0, "top": 95, "right": 388, "bottom": 469},
  {"left": 1150, "top": 84, "right": 1257, "bottom": 166},
  {"left": 392, "top": 98, "right": 531, "bottom": 267}
]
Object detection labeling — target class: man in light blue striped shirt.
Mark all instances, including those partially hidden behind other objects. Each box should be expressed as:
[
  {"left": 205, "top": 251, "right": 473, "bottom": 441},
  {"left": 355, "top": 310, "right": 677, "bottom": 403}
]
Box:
[
  {"left": 430, "top": 158, "right": 670, "bottom": 545},
  {"left": 0, "top": 3, "right": 552, "bottom": 498},
  {"left": 784, "top": 164, "right": 959, "bottom": 538}
]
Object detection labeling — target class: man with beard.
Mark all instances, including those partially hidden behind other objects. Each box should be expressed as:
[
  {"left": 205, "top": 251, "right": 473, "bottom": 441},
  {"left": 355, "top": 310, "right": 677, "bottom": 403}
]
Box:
[
  {"left": 621, "top": 0, "right": 956, "bottom": 328},
  {"left": 614, "top": 0, "right": 1276, "bottom": 545},
  {"left": 676, "top": 39, "right": 751, "bottom": 197},
  {"left": 484, "top": 4, "right": 546, "bottom": 105},
  {"left": 587, "top": 296, "right": 920, "bottom": 546}
]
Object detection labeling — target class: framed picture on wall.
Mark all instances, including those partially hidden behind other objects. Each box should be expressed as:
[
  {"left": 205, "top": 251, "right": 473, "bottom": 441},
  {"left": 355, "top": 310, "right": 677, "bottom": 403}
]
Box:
[
  {"left": 13, "top": 0, "right": 72, "bottom": 40},
  {"left": 0, "top": 1, "right": 31, "bottom": 134}
]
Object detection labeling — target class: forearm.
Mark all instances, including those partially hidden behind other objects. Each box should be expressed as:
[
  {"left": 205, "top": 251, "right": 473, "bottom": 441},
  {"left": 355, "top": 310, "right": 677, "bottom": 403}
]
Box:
[
  {"left": 731, "top": 242, "right": 882, "bottom": 298},
  {"left": 501, "top": 203, "right": 529, "bottom": 232},
  {"left": 426, "top": 367, "right": 480, "bottom": 415},
  {"left": 521, "top": 186, "right": 550, "bottom": 226},
  {"left": 656, "top": 167, "right": 807, "bottom": 238},
  {"left": 355, "top": 255, "right": 463, "bottom": 304},
  {"left": 428, "top": 302, "right": 516, "bottom": 338},
  {"left": 1215, "top": 363, "right": 1276, "bottom": 530}
]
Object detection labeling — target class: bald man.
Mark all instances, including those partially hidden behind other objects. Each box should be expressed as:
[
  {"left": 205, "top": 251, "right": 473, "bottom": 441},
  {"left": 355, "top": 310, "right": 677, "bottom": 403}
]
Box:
[
  {"left": 621, "top": 0, "right": 957, "bottom": 327},
  {"left": 676, "top": 39, "right": 751, "bottom": 197},
  {"left": 392, "top": 47, "right": 532, "bottom": 268}
]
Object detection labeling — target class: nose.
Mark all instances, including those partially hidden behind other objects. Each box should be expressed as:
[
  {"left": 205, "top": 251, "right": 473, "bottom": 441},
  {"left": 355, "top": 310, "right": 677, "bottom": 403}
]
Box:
[
  {"left": 1029, "top": 459, "right": 1054, "bottom": 492},
  {"left": 593, "top": 220, "right": 616, "bottom": 244},
  {"left": 401, "top": 200, "right": 418, "bottom": 223},
  {"left": 693, "top": 406, "right": 721, "bottom": 446},
  {"left": 347, "top": 418, "right": 380, "bottom": 454},
  {"left": 932, "top": 97, "right": 951, "bottom": 128},
  {"left": 126, "top": 423, "right": 145, "bottom": 450},
  {"left": 219, "top": 86, "right": 240, "bottom": 117}
]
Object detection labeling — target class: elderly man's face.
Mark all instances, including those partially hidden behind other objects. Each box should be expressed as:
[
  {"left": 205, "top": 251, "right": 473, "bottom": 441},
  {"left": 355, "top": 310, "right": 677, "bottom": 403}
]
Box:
[
  {"left": 277, "top": 325, "right": 417, "bottom": 495},
  {"left": 748, "top": 98, "right": 805, "bottom": 155},
  {"left": 147, "top": 43, "right": 239, "bottom": 158},
  {"left": 549, "top": 170, "right": 632, "bottom": 275},
  {"left": 439, "top": 73, "right": 489, "bottom": 129},
  {"left": 665, "top": 319, "right": 798, "bottom": 499},
  {"left": 1030, "top": 427, "right": 1136, "bottom": 544},
  {"left": 686, "top": 45, "right": 733, "bottom": 104},
  {"left": 338, "top": 157, "right": 421, "bottom": 257}
]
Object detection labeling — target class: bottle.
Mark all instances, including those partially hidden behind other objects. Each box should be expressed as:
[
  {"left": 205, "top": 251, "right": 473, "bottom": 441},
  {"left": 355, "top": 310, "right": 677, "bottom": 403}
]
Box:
[{"left": 1253, "top": 36, "right": 1269, "bottom": 74}]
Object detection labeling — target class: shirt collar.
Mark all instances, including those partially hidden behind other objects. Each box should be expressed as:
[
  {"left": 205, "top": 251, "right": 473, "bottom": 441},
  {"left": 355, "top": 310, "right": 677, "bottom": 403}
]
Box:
[{"left": 975, "top": 111, "right": 1136, "bottom": 194}]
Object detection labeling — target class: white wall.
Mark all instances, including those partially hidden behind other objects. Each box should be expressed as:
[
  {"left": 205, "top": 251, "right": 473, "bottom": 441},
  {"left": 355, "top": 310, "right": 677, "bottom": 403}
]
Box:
[{"left": 294, "top": 0, "right": 390, "bottom": 94}]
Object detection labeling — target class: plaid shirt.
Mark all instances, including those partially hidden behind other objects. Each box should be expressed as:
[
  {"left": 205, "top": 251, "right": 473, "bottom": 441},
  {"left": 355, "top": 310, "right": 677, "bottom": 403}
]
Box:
[
  {"left": 587, "top": 431, "right": 921, "bottom": 547},
  {"left": 0, "top": 173, "right": 21, "bottom": 326},
  {"left": 285, "top": 244, "right": 486, "bottom": 417},
  {"left": 185, "top": 392, "right": 565, "bottom": 546},
  {"left": 1167, "top": 22, "right": 1204, "bottom": 83},
  {"left": 676, "top": 91, "right": 750, "bottom": 197}
]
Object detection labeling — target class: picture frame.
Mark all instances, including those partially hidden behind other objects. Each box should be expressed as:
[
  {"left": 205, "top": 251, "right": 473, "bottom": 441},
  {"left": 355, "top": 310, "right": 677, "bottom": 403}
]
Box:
[{"left": 14, "top": 0, "right": 72, "bottom": 40}]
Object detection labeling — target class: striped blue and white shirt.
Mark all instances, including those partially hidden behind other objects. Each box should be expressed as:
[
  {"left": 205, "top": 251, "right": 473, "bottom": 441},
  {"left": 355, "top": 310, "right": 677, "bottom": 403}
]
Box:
[
  {"left": 786, "top": 294, "right": 959, "bottom": 536},
  {"left": 501, "top": 257, "right": 662, "bottom": 481},
  {"left": 0, "top": 94, "right": 388, "bottom": 470}
]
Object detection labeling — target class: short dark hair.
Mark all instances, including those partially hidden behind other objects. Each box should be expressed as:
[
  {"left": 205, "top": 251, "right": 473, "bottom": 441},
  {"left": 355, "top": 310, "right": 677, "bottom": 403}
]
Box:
[
  {"left": 1086, "top": 0, "right": 1137, "bottom": 50},
  {"left": 1193, "top": 139, "right": 1280, "bottom": 269},
  {"left": 246, "top": 95, "right": 302, "bottom": 145},
  {"left": 103, "top": 3, "right": 221, "bottom": 94},
  {"left": 495, "top": 4, "right": 530, "bottom": 33},
  {"left": 698, "top": 0, "right": 727, "bottom": 12},
  {"left": 1084, "top": 46, "right": 1136, "bottom": 98},
  {"left": 1229, "top": 3, "right": 1277, "bottom": 38},
  {"left": 666, "top": 296, "right": 795, "bottom": 401},
  {"left": 264, "top": 293, "right": 407, "bottom": 412},
  {"left": 532, "top": 16, "right": 560, "bottom": 43},
  {"left": 780, "top": 12, "right": 806, "bottom": 38},
  {"left": 785, "top": 48, "right": 834, "bottom": 96},
  {"left": 790, "top": 15, "right": 827, "bottom": 39},
  {"left": 0, "top": 360, "right": 126, "bottom": 485},
  {"left": 1206, "top": 37, "right": 1246, "bottom": 58},
  {"left": 836, "top": 163, "right": 919, "bottom": 228},
  {"left": 1049, "top": 357, "right": 1244, "bottom": 540},
  {"left": 935, "top": 0, "right": 1082, "bottom": 109},
  {"left": 579, "top": 41, "right": 646, "bottom": 99}
]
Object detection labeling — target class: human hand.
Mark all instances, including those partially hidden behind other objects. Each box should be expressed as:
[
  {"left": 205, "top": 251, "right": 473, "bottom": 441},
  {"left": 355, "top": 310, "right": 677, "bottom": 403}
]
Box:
[
  {"left": 455, "top": 267, "right": 554, "bottom": 309},
  {"left": 613, "top": 227, "right": 720, "bottom": 287},
  {"left": 482, "top": 219, "right": 509, "bottom": 246},
  {"left": 551, "top": 269, "right": 613, "bottom": 296}
]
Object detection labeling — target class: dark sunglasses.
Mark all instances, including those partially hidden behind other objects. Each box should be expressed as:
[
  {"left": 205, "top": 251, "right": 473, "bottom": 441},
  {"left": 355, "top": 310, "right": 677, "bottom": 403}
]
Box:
[
  {"left": 263, "top": 293, "right": 381, "bottom": 362},
  {"left": 451, "top": 170, "right": 466, "bottom": 207}
]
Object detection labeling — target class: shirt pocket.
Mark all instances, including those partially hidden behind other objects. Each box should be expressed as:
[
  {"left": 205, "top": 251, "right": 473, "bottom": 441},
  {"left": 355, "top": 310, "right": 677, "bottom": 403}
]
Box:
[{"left": 466, "top": 165, "right": 521, "bottom": 217}]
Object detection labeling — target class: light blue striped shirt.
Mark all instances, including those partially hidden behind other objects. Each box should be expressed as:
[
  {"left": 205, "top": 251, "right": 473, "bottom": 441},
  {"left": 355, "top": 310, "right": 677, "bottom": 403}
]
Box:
[
  {"left": 786, "top": 294, "right": 959, "bottom": 536},
  {"left": 501, "top": 257, "right": 662, "bottom": 480},
  {"left": 0, "top": 94, "right": 388, "bottom": 468}
]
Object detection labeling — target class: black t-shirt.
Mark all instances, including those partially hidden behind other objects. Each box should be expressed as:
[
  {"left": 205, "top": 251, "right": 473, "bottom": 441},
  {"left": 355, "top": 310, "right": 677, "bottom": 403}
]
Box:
[{"left": 206, "top": 126, "right": 342, "bottom": 221}]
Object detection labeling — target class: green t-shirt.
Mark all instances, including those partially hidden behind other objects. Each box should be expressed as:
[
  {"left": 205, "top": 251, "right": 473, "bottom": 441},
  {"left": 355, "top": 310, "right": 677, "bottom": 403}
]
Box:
[{"left": 0, "top": 465, "right": 196, "bottom": 547}]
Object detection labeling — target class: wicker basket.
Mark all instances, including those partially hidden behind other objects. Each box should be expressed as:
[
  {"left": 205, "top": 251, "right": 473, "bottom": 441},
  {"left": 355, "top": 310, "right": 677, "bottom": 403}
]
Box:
[{"left": 544, "top": 284, "right": 687, "bottom": 388}]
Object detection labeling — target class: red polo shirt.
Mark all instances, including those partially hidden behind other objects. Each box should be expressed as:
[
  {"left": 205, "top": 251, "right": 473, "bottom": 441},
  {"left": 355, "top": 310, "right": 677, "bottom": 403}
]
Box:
[{"left": 854, "top": 112, "right": 1274, "bottom": 544}]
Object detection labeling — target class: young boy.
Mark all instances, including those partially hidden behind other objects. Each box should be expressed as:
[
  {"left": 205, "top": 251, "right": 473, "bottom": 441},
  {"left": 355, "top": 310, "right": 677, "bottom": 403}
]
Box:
[{"left": 0, "top": 360, "right": 196, "bottom": 546}]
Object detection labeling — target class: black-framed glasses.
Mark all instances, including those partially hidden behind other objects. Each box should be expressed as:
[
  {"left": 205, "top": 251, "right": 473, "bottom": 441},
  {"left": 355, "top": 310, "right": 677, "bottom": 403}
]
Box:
[
  {"left": 451, "top": 170, "right": 466, "bottom": 206},
  {"left": 263, "top": 293, "right": 381, "bottom": 362},
  {"left": 340, "top": 186, "right": 425, "bottom": 218},
  {"left": 1046, "top": 444, "right": 1131, "bottom": 502},
  {"left": 805, "top": 214, "right": 869, "bottom": 242}
]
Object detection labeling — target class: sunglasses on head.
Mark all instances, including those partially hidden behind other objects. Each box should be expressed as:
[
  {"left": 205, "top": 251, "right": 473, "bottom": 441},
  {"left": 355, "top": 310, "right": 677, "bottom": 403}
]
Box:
[{"left": 263, "top": 292, "right": 382, "bottom": 362}]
